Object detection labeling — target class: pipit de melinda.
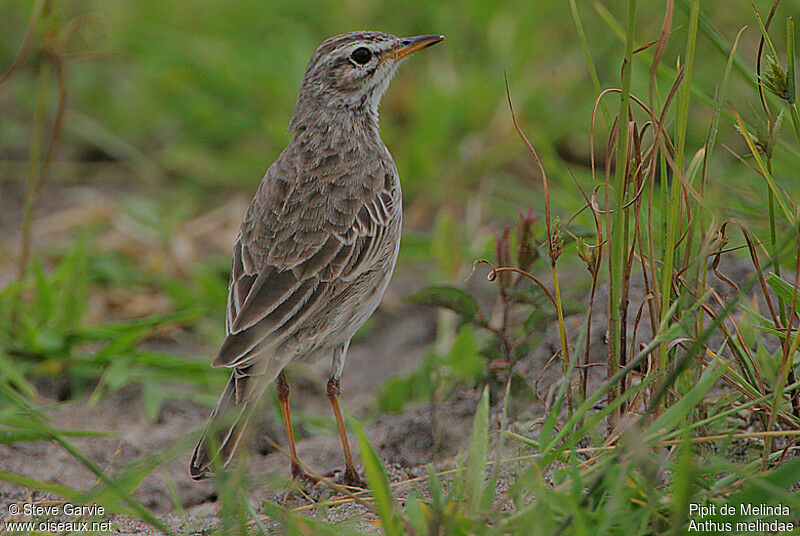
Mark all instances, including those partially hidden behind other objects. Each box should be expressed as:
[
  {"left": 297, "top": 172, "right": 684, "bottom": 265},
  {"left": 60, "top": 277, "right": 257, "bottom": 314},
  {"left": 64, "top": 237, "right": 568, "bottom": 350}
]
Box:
[{"left": 190, "top": 31, "right": 444, "bottom": 486}]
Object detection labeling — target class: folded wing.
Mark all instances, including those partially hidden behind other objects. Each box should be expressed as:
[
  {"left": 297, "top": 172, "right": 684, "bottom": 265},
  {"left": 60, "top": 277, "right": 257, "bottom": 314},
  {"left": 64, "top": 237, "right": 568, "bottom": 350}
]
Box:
[{"left": 213, "top": 185, "right": 397, "bottom": 369}]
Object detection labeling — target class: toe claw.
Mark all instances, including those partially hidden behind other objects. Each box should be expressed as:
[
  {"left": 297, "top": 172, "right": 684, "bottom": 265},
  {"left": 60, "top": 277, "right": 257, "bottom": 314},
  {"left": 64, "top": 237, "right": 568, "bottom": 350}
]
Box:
[
  {"left": 342, "top": 466, "right": 366, "bottom": 488},
  {"left": 291, "top": 464, "right": 319, "bottom": 484}
]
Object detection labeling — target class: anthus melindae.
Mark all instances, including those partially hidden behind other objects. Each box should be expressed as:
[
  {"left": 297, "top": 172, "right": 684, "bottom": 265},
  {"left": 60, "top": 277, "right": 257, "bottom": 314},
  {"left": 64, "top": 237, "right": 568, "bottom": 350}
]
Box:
[{"left": 190, "top": 31, "right": 443, "bottom": 486}]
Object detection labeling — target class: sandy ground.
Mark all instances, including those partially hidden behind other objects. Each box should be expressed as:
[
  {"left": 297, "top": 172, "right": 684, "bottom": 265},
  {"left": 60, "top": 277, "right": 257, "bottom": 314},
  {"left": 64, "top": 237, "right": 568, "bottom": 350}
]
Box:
[
  {"left": 0, "top": 180, "right": 765, "bottom": 534},
  {"left": 0, "top": 270, "right": 609, "bottom": 534},
  {"left": 0, "top": 181, "right": 507, "bottom": 533},
  {"left": 0, "top": 267, "right": 460, "bottom": 530}
]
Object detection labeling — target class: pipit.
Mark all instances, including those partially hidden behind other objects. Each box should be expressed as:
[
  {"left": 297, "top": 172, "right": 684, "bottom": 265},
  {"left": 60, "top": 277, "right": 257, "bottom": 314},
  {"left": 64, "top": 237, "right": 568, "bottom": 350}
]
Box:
[{"left": 190, "top": 31, "right": 443, "bottom": 486}]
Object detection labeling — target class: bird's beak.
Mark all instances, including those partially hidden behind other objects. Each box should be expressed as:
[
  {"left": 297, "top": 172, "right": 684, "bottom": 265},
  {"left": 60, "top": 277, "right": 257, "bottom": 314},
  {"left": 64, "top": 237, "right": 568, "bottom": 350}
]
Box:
[{"left": 379, "top": 34, "right": 445, "bottom": 65}]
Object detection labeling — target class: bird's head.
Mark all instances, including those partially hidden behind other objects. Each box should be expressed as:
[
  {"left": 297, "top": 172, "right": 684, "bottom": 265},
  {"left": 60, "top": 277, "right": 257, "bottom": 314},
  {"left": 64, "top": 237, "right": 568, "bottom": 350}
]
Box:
[{"left": 290, "top": 31, "right": 444, "bottom": 129}]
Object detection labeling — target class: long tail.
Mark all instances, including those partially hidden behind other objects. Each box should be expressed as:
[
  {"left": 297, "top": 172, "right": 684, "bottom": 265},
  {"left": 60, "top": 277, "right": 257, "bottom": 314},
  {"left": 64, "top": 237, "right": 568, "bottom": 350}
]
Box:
[{"left": 190, "top": 371, "right": 258, "bottom": 480}]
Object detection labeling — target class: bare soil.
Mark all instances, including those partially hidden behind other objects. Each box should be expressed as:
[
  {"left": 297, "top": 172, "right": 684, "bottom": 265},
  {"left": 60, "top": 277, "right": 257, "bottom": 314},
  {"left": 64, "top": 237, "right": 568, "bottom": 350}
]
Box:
[
  {"left": 0, "top": 182, "right": 496, "bottom": 533},
  {"left": 0, "top": 181, "right": 765, "bottom": 534}
]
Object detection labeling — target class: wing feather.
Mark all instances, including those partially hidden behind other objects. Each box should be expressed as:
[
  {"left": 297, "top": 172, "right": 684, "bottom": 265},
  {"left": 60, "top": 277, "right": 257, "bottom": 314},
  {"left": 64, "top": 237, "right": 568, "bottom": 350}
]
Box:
[
  {"left": 230, "top": 267, "right": 303, "bottom": 333},
  {"left": 215, "top": 278, "right": 325, "bottom": 367},
  {"left": 215, "top": 173, "right": 398, "bottom": 368}
]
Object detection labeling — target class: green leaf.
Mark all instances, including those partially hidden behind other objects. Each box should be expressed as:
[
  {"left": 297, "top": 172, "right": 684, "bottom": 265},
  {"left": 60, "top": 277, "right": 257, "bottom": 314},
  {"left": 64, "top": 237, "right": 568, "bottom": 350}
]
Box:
[
  {"left": 560, "top": 223, "right": 596, "bottom": 247},
  {"left": 513, "top": 284, "right": 556, "bottom": 314},
  {"left": 0, "top": 353, "right": 36, "bottom": 398},
  {"left": 404, "top": 491, "right": 427, "bottom": 535},
  {"left": 31, "top": 259, "right": 55, "bottom": 326},
  {"left": 0, "top": 470, "right": 93, "bottom": 503},
  {"left": 405, "top": 285, "right": 479, "bottom": 321},
  {"left": 90, "top": 358, "right": 133, "bottom": 404},
  {"left": 464, "top": 385, "right": 490, "bottom": 515},
  {"left": 87, "top": 454, "right": 164, "bottom": 510},
  {"left": 377, "top": 376, "right": 414, "bottom": 413},
  {"left": 0, "top": 427, "right": 107, "bottom": 444},
  {"left": 766, "top": 272, "right": 800, "bottom": 309},
  {"left": 646, "top": 357, "right": 729, "bottom": 438},
  {"left": 444, "top": 326, "right": 483, "bottom": 381},
  {"left": 52, "top": 237, "right": 88, "bottom": 331},
  {"left": 504, "top": 430, "right": 539, "bottom": 449},
  {"left": 507, "top": 372, "right": 536, "bottom": 419},
  {"left": 540, "top": 366, "right": 571, "bottom": 451},
  {"left": 755, "top": 343, "right": 779, "bottom": 383},
  {"left": 684, "top": 146, "right": 707, "bottom": 187},
  {"left": 708, "top": 455, "right": 800, "bottom": 527},
  {"left": 73, "top": 309, "right": 203, "bottom": 341},
  {"left": 142, "top": 382, "right": 164, "bottom": 423},
  {"left": 350, "top": 413, "right": 402, "bottom": 536},
  {"left": 376, "top": 351, "right": 437, "bottom": 412},
  {"left": 430, "top": 208, "right": 462, "bottom": 278},
  {"left": 427, "top": 466, "right": 445, "bottom": 522},
  {"left": 0, "top": 382, "right": 174, "bottom": 535}
]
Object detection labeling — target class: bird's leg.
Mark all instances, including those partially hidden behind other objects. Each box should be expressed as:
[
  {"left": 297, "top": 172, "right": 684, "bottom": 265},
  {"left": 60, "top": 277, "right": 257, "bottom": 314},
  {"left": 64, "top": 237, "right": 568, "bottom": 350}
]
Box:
[
  {"left": 326, "top": 377, "right": 365, "bottom": 487},
  {"left": 276, "top": 371, "right": 317, "bottom": 483}
]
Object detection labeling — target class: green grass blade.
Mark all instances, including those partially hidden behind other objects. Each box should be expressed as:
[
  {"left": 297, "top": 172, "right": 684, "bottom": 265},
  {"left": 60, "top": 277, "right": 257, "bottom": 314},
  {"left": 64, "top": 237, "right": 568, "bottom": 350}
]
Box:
[
  {"left": 766, "top": 272, "right": 800, "bottom": 307},
  {"left": 707, "top": 455, "right": 800, "bottom": 527},
  {"left": 0, "top": 382, "right": 175, "bottom": 535},
  {"left": 732, "top": 110, "right": 797, "bottom": 224},
  {"left": 350, "top": 414, "right": 402, "bottom": 536},
  {"left": 0, "top": 427, "right": 108, "bottom": 444},
  {"left": 646, "top": 355, "right": 729, "bottom": 438},
  {"left": 464, "top": 385, "right": 489, "bottom": 515}
]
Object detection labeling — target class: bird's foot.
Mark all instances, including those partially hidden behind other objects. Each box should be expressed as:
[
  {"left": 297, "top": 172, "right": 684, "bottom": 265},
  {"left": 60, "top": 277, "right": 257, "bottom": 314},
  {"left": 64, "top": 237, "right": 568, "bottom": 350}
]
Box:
[
  {"left": 279, "top": 465, "right": 322, "bottom": 506},
  {"left": 291, "top": 463, "right": 320, "bottom": 485},
  {"left": 321, "top": 468, "right": 365, "bottom": 488},
  {"left": 342, "top": 466, "right": 367, "bottom": 489}
]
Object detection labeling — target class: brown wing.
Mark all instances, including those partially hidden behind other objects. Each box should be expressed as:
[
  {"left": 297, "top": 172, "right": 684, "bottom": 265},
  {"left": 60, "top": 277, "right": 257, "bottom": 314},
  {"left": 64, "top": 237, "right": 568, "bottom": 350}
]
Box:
[{"left": 213, "top": 175, "right": 398, "bottom": 369}]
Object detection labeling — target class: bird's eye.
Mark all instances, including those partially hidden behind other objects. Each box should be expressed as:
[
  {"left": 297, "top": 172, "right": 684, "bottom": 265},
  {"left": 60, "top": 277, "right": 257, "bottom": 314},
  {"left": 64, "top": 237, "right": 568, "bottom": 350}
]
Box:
[{"left": 350, "top": 47, "right": 372, "bottom": 65}]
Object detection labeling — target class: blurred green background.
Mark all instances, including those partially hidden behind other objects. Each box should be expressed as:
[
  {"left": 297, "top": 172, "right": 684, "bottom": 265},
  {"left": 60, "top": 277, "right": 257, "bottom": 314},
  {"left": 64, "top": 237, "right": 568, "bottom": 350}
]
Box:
[
  {"left": 4, "top": 3, "right": 800, "bottom": 530},
  {"left": 4, "top": 0, "right": 797, "bottom": 222},
  {"left": 2, "top": 0, "right": 799, "bottom": 402}
]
